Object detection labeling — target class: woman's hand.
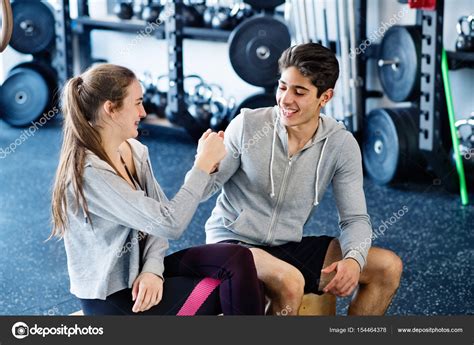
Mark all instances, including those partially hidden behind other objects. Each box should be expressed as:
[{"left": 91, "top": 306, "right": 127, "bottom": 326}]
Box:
[
  {"left": 195, "top": 129, "right": 226, "bottom": 174},
  {"left": 131, "top": 272, "right": 164, "bottom": 313}
]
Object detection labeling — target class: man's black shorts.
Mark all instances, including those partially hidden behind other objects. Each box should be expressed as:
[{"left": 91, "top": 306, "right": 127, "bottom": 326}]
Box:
[{"left": 221, "top": 236, "right": 335, "bottom": 294}]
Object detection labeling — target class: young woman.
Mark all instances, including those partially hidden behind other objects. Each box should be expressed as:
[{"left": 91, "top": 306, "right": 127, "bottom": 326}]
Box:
[{"left": 50, "top": 64, "right": 264, "bottom": 315}]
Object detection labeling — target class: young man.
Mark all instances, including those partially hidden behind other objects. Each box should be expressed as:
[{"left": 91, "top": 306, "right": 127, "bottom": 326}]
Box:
[{"left": 195, "top": 43, "right": 403, "bottom": 315}]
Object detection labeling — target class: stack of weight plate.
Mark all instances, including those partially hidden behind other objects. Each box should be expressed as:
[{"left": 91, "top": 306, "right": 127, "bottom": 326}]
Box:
[
  {"left": 0, "top": 1, "right": 58, "bottom": 127},
  {"left": 362, "top": 25, "right": 425, "bottom": 185}
]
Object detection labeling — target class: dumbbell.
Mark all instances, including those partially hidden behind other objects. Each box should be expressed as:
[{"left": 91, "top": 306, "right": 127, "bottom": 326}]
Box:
[
  {"left": 455, "top": 15, "right": 474, "bottom": 52},
  {"left": 114, "top": 1, "right": 134, "bottom": 20}
]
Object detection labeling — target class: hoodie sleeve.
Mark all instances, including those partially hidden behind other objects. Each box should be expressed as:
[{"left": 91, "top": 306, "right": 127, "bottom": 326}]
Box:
[
  {"left": 141, "top": 233, "right": 169, "bottom": 279},
  {"left": 82, "top": 164, "right": 211, "bottom": 240},
  {"left": 185, "top": 112, "right": 244, "bottom": 202},
  {"left": 332, "top": 132, "right": 373, "bottom": 271}
]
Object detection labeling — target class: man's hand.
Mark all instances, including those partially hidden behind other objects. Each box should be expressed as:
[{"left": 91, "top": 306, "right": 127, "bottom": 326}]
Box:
[
  {"left": 321, "top": 259, "right": 361, "bottom": 297},
  {"left": 131, "top": 272, "right": 164, "bottom": 313}
]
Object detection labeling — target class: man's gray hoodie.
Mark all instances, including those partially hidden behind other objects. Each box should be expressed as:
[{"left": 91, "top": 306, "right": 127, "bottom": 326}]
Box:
[{"left": 197, "top": 106, "right": 372, "bottom": 270}]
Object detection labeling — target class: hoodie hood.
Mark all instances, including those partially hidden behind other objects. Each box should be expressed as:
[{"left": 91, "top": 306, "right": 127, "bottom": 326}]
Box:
[{"left": 84, "top": 138, "right": 147, "bottom": 172}]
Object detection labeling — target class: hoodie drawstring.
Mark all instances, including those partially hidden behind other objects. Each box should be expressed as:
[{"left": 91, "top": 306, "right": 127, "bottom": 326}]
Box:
[
  {"left": 314, "top": 137, "right": 328, "bottom": 206},
  {"left": 269, "top": 113, "right": 279, "bottom": 198},
  {"left": 269, "top": 112, "right": 329, "bottom": 206}
]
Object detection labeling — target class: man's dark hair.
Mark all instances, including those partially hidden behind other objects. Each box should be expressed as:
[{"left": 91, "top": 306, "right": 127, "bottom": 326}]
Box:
[{"left": 278, "top": 43, "right": 340, "bottom": 98}]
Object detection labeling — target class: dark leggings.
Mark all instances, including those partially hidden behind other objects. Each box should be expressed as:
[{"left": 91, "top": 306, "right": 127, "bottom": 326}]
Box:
[{"left": 80, "top": 243, "right": 265, "bottom": 315}]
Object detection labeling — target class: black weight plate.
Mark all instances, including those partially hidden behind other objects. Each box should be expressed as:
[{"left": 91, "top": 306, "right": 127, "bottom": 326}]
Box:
[
  {"left": 362, "top": 107, "right": 423, "bottom": 185},
  {"left": 13, "top": 61, "right": 58, "bottom": 95},
  {"left": 0, "top": 66, "right": 51, "bottom": 126},
  {"left": 363, "top": 108, "right": 401, "bottom": 184},
  {"left": 10, "top": 1, "right": 56, "bottom": 54},
  {"left": 378, "top": 26, "right": 421, "bottom": 102},
  {"left": 243, "top": 0, "right": 285, "bottom": 10},
  {"left": 229, "top": 15, "right": 290, "bottom": 87},
  {"left": 231, "top": 92, "right": 276, "bottom": 119}
]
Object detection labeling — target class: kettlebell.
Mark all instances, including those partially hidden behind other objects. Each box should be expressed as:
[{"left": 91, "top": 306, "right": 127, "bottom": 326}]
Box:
[
  {"left": 114, "top": 1, "right": 134, "bottom": 20},
  {"left": 133, "top": 0, "right": 147, "bottom": 20},
  {"left": 182, "top": 4, "right": 203, "bottom": 27},
  {"left": 203, "top": 6, "right": 216, "bottom": 28},
  {"left": 184, "top": 74, "right": 205, "bottom": 104},
  {"left": 229, "top": 2, "right": 254, "bottom": 28},
  {"left": 455, "top": 15, "right": 474, "bottom": 52},
  {"left": 209, "top": 96, "right": 229, "bottom": 131},
  {"left": 142, "top": 1, "right": 163, "bottom": 23},
  {"left": 450, "top": 114, "right": 474, "bottom": 182},
  {"left": 140, "top": 72, "right": 159, "bottom": 115},
  {"left": 211, "top": 6, "right": 234, "bottom": 30}
]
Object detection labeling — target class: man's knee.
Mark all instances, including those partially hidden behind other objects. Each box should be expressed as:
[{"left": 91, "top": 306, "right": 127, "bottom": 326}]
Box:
[
  {"left": 277, "top": 265, "right": 305, "bottom": 302},
  {"left": 384, "top": 251, "right": 403, "bottom": 286},
  {"left": 371, "top": 249, "right": 403, "bottom": 289}
]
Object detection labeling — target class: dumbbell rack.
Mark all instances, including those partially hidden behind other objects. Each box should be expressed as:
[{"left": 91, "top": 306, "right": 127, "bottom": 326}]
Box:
[
  {"left": 69, "top": 0, "right": 233, "bottom": 74},
  {"left": 164, "top": 0, "right": 204, "bottom": 141},
  {"left": 68, "top": 0, "right": 243, "bottom": 140}
]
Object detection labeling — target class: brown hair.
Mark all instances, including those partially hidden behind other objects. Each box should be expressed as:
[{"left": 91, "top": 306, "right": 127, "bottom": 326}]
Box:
[
  {"left": 278, "top": 43, "right": 339, "bottom": 98},
  {"left": 50, "top": 64, "right": 136, "bottom": 239}
]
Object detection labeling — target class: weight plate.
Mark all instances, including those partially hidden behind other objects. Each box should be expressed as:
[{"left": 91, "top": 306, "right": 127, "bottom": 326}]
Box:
[
  {"left": 243, "top": 0, "right": 285, "bottom": 10},
  {"left": 378, "top": 26, "right": 421, "bottom": 102},
  {"left": 229, "top": 15, "right": 291, "bottom": 87},
  {"left": 13, "top": 61, "right": 58, "bottom": 93},
  {"left": 10, "top": 1, "right": 56, "bottom": 54},
  {"left": 0, "top": 65, "right": 52, "bottom": 126},
  {"left": 362, "top": 107, "right": 423, "bottom": 184},
  {"left": 231, "top": 92, "right": 276, "bottom": 119}
]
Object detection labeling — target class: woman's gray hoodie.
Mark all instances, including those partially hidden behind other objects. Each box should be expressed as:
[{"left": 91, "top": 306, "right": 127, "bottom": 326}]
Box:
[
  {"left": 64, "top": 139, "right": 210, "bottom": 299},
  {"left": 196, "top": 106, "right": 372, "bottom": 270}
]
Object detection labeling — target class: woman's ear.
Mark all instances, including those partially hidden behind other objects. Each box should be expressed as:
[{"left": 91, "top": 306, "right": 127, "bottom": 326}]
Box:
[{"left": 102, "top": 100, "right": 115, "bottom": 118}]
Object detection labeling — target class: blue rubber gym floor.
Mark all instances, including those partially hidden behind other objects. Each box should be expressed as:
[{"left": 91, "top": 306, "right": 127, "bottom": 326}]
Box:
[{"left": 0, "top": 119, "right": 472, "bottom": 315}]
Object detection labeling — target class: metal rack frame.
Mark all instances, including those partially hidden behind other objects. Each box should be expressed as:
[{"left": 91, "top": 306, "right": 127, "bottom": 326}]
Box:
[
  {"left": 417, "top": 0, "right": 474, "bottom": 188},
  {"left": 52, "top": 0, "right": 74, "bottom": 86},
  {"left": 418, "top": 0, "right": 453, "bottom": 184}
]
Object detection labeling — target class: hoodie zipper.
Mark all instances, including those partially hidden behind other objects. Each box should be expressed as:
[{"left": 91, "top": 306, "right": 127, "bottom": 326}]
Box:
[{"left": 264, "top": 156, "right": 295, "bottom": 244}]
